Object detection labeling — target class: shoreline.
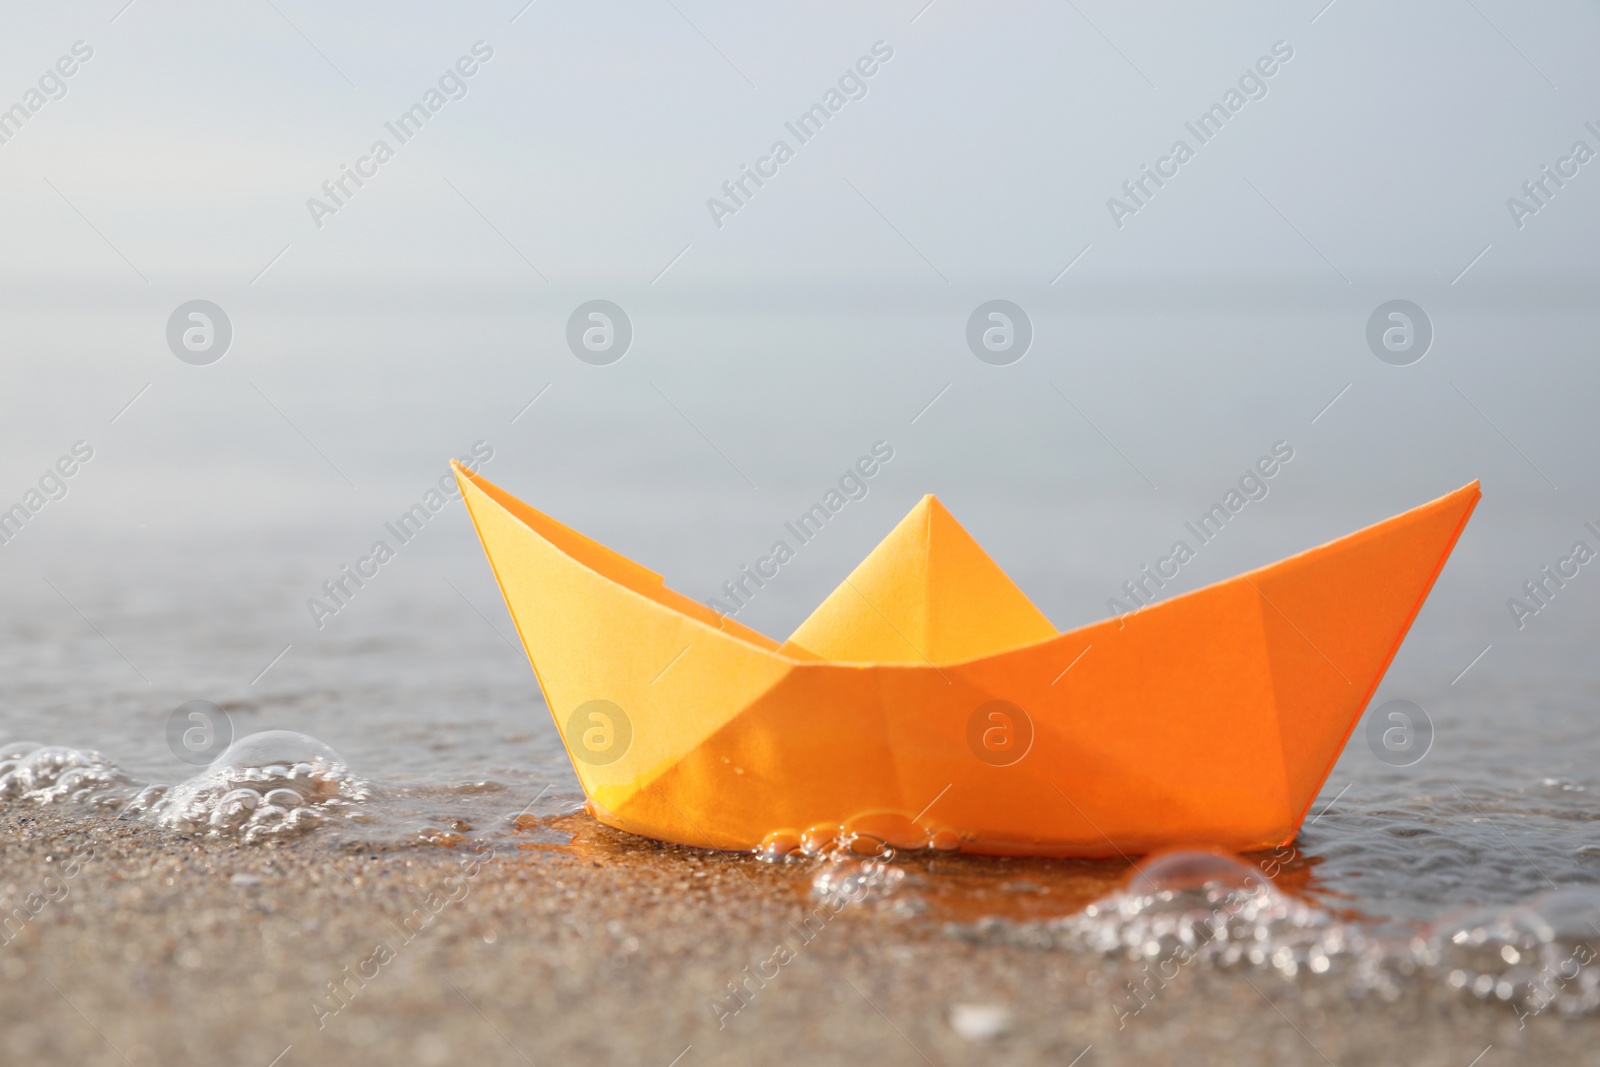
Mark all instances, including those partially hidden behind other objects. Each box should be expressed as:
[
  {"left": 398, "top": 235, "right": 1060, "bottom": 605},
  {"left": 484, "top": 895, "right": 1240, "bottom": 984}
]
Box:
[{"left": 1, "top": 805, "right": 1581, "bottom": 1066}]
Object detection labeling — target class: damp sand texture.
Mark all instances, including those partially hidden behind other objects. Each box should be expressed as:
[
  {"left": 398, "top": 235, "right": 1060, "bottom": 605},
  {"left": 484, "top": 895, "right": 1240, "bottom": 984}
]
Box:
[{"left": 2, "top": 806, "right": 1592, "bottom": 1067}]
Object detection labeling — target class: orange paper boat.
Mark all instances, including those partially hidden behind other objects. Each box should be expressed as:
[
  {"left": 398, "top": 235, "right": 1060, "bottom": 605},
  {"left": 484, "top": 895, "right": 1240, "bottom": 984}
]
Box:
[{"left": 455, "top": 463, "right": 1478, "bottom": 858}]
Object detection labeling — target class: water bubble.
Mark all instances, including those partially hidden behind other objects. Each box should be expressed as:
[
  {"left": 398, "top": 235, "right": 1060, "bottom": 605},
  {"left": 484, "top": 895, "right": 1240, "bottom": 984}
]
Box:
[
  {"left": 846, "top": 834, "right": 890, "bottom": 858},
  {"left": 952, "top": 845, "right": 1358, "bottom": 992},
  {"left": 209, "top": 789, "right": 259, "bottom": 829},
  {"left": 0, "top": 740, "right": 43, "bottom": 762},
  {"left": 812, "top": 854, "right": 906, "bottom": 907},
  {"left": 209, "top": 731, "right": 343, "bottom": 773},
  {"left": 221, "top": 788, "right": 260, "bottom": 810},
  {"left": 0, "top": 744, "right": 131, "bottom": 805},
  {"left": 1427, "top": 888, "right": 1600, "bottom": 1016},
  {"left": 262, "top": 788, "right": 303, "bottom": 809},
  {"left": 1125, "top": 848, "right": 1262, "bottom": 898},
  {"left": 843, "top": 811, "right": 926, "bottom": 850},
  {"left": 157, "top": 730, "right": 369, "bottom": 843},
  {"left": 800, "top": 824, "right": 840, "bottom": 856},
  {"left": 947, "top": 860, "right": 1600, "bottom": 1020},
  {"left": 1, "top": 731, "right": 371, "bottom": 846},
  {"left": 757, "top": 831, "right": 801, "bottom": 862},
  {"left": 126, "top": 784, "right": 169, "bottom": 813},
  {"left": 252, "top": 805, "right": 288, "bottom": 825}
]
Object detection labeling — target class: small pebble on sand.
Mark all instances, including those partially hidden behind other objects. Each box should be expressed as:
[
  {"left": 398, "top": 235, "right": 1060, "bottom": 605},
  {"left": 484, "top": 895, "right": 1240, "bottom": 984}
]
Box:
[{"left": 950, "top": 1003, "right": 1013, "bottom": 1041}]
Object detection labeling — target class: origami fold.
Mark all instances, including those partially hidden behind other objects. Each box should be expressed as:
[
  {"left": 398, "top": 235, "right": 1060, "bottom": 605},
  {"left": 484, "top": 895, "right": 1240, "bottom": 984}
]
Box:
[{"left": 454, "top": 462, "right": 1478, "bottom": 858}]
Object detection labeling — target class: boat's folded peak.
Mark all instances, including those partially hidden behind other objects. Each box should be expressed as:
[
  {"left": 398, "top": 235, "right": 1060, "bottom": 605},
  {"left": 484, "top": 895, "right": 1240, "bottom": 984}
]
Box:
[{"left": 452, "top": 463, "right": 1480, "bottom": 671}]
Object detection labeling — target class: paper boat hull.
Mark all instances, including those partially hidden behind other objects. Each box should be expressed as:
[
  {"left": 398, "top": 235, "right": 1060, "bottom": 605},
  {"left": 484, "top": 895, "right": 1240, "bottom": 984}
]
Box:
[{"left": 456, "top": 467, "right": 1478, "bottom": 857}]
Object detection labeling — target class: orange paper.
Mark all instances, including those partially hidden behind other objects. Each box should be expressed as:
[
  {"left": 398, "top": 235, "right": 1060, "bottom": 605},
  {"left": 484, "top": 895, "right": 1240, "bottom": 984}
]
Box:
[{"left": 455, "top": 462, "right": 1479, "bottom": 858}]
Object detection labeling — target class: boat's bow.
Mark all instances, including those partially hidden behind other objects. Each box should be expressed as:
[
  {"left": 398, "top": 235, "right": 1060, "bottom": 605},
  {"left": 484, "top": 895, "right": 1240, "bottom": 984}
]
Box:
[
  {"left": 1235, "top": 480, "right": 1480, "bottom": 826},
  {"left": 452, "top": 463, "right": 794, "bottom": 825}
]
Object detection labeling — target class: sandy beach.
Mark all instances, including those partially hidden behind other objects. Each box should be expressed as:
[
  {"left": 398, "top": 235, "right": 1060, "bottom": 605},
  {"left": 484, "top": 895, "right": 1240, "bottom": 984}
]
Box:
[{"left": 3, "top": 803, "right": 1583, "bottom": 1067}]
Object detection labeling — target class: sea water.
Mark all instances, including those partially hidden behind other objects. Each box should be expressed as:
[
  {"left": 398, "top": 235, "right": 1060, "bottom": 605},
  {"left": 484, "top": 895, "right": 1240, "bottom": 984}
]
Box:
[{"left": 4, "top": 475, "right": 1600, "bottom": 1041}]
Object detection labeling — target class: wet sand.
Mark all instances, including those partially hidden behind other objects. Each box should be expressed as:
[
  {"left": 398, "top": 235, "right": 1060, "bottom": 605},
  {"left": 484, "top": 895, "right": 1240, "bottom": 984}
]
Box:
[{"left": 1, "top": 806, "right": 1588, "bottom": 1067}]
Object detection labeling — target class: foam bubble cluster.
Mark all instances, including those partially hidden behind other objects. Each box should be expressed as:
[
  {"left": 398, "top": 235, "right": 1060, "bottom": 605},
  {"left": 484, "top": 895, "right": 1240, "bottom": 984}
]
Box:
[
  {"left": 0, "top": 741, "right": 132, "bottom": 808},
  {"left": 157, "top": 731, "right": 372, "bottom": 844},
  {"left": 950, "top": 851, "right": 1367, "bottom": 973},
  {"left": 755, "top": 818, "right": 963, "bottom": 864},
  {"left": 949, "top": 848, "right": 1600, "bottom": 1019},
  {"left": 810, "top": 854, "right": 908, "bottom": 909},
  {"left": 1427, "top": 888, "right": 1600, "bottom": 1017},
  {"left": 1055, "top": 850, "right": 1381, "bottom": 984},
  {"left": 0, "top": 731, "right": 371, "bottom": 845}
]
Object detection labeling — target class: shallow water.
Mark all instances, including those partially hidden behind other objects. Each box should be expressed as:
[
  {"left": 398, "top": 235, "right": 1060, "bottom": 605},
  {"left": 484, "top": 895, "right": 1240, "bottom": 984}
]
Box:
[{"left": 5, "top": 498, "right": 1600, "bottom": 1055}]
